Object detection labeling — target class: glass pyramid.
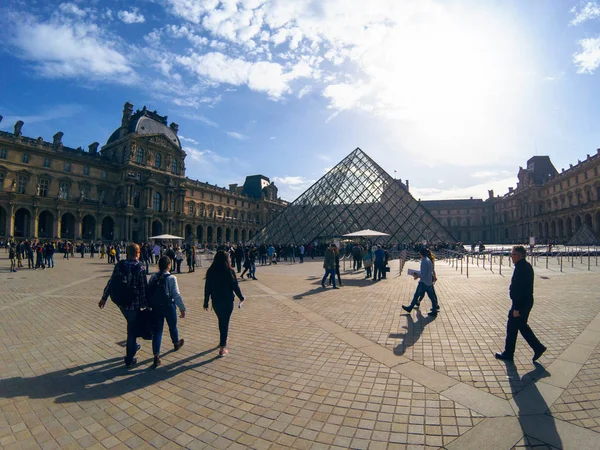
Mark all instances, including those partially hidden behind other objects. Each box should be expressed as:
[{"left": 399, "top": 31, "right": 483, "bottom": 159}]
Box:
[{"left": 254, "top": 147, "right": 456, "bottom": 245}]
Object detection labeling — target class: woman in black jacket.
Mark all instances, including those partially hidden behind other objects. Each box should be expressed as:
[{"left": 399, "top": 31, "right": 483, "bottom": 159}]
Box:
[{"left": 204, "top": 250, "right": 245, "bottom": 356}]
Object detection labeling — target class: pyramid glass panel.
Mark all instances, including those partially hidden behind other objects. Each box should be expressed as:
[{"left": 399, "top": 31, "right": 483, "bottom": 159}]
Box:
[{"left": 253, "top": 148, "right": 456, "bottom": 245}]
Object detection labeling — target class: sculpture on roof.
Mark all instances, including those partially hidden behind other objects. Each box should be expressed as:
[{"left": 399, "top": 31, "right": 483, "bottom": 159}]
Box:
[{"left": 14, "top": 120, "right": 23, "bottom": 137}]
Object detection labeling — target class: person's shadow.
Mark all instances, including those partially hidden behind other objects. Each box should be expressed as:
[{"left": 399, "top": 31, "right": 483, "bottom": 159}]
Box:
[
  {"left": 0, "top": 347, "right": 220, "bottom": 404},
  {"left": 392, "top": 310, "right": 435, "bottom": 355},
  {"left": 503, "top": 361, "right": 563, "bottom": 448}
]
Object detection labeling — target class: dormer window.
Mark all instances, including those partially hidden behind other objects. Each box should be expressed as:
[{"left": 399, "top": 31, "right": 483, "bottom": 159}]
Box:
[
  {"left": 154, "top": 153, "right": 162, "bottom": 168},
  {"left": 137, "top": 147, "right": 144, "bottom": 164}
]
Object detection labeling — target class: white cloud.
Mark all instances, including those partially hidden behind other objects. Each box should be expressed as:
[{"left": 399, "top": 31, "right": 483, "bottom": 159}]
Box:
[
  {"left": 118, "top": 9, "right": 145, "bottom": 24},
  {"left": 411, "top": 175, "right": 517, "bottom": 201},
  {"left": 227, "top": 131, "right": 249, "bottom": 140},
  {"left": 570, "top": 2, "right": 600, "bottom": 26},
  {"left": 573, "top": 36, "right": 600, "bottom": 74},
  {"left": 175, "top": 51, "right": 311, "bottom": 98},
  {"left": 59, "top": 3, "right": 87, "bottom": 18},
  {"left": 184, "top": 146, "right": 230, "bottom": 164},
  {"left": 269, "top": 136, "right": 276, "bottom": 139},
  {"left": 186, "top": 113, "right": 219, "bottom": 128},
  {"left": 471, "top": 170, "right": 512, "bottom": 179},
  {"left": 0, "top": 104, "right": 85, "bottom": 130},
  {"left": 272, "top": 176, "right": 308, "bottom": 185},
  {"left": 8, "top": 14, "right": 133, "bottom": 81},
  {"left": 297, "top": 85, "right": 311, "bottom": 99},
  {"left": 272, "top": 175, "right": 316, "bottom": 200},
  {"left": 179, "top": 135, "right": 199, "bottom": 145}
]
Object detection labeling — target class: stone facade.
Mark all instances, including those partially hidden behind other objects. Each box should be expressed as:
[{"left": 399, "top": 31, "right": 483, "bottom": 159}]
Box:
[
  {"left": 0, "top": 103, "right": 287, "bottom": 243},
  {"left": 422, "top": 153, "right": 600, "bottom": 244}
]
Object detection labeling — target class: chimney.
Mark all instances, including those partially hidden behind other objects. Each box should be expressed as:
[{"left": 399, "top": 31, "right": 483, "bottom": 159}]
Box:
[
  {"left": 229, "top": 183, "right": 238, "bottom": 191},
  {"left": 53, "top": 132, "right": 64, "bottom": 147},
  {"left": 169, "top": 122, "right": 179, "bottom": 134},
  {"left": 488, "top": 189, "right": 494, "bottom": 199},
  {"left": 508, "top": 187, "right": 513, "bottom": 193},
  {"left": 406, "top": 179, "right": 410, "bottom": 191},
  {"left": 88, "top": 142, "right": 99, "bottom": 154}
]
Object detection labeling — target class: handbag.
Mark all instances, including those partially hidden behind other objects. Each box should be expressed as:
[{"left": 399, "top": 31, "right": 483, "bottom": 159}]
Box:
[
  {"left": 135, "top": 309, "right": 154, "bottom": 340},
  {"left": 385, "top": 266, "right": 391, "bottom": 272}
]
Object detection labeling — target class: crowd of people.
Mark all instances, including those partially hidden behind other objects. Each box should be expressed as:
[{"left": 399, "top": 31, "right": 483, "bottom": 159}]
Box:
[
  {"left": 2, "top": 235, "right": 547, "bottom": 366},
  {"left": 100, "top": 243, "right": 245, "bottom": 367}
]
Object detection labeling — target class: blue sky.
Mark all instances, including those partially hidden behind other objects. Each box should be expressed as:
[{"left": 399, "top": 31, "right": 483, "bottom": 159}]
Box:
[{"left": 1, "top": 0, "right": 600, "bottom": 202}]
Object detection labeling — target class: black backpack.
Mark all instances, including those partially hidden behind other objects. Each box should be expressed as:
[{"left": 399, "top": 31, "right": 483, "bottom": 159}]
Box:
[
  {"left": 109, "top": 261, "right": 142, "bottom": 307},
  {"left": 149, "top": 274, "right": 172, "bottom": 309}
]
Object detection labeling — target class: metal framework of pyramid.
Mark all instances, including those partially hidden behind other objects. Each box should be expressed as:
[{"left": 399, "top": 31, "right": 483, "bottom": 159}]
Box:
[
  {"left": 253, "top": 148, "right": 456, "bottom": 245},
  {"left": 567, "top": 223, "right": 600, "bottom": 246}
]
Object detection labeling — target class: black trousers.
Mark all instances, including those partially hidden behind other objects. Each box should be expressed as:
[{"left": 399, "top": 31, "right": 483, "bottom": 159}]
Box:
[
  {"left": 504, "top": 308, "right": 543, "bottom": 357},
  {"left": 213, "top": 301, "right": 234, "bottom": 347}
]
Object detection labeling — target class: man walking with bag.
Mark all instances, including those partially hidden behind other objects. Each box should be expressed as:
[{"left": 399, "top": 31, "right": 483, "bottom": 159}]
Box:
[
  {"left": 99, "top": 243, "right": 149, "bottom": 368},
  {"left": 495, "top": 245, "right": 546, "bottom": 362}
]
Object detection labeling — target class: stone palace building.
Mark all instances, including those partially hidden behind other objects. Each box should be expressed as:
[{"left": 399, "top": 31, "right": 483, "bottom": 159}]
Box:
[
  {"left": 421, "top": 154, "right": 600, "bottom": 245},
  {"left": 0, "top": 102, "right": 287, "bottom": 243}
]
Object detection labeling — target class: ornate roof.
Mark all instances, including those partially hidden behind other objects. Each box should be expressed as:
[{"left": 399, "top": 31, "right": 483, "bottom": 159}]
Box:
[{"left": 106, "top": 106, "right": 181, "bottom": 149}]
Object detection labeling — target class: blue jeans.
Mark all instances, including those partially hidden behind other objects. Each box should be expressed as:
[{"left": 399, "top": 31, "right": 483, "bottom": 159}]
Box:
[
  {"left": 48, "top": 254, "right": 55, "bottom": 268},
  {"left": 409, "top": 282, "right": 439, "bottom": 311},
  {"left": 120, "top": 309, "right": 139, "bottom": 364},
  {"left": 321, "top": 268, "right": 336, "bottom": 287},
  {"left": 152, "top": 304, "right": 179, "bottom": 355}
]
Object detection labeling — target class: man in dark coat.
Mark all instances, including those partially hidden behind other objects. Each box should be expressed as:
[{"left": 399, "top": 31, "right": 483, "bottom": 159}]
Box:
[{"left": 495, "top": 245, "right": 546, "bottom": 362}]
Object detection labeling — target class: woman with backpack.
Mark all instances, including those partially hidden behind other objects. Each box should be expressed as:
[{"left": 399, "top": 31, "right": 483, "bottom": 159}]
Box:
[
  {"left": 204, "top": 250, "right": 245, "bottom": 357},
  {"left": 148, "top": 256, "right": 186, "bottom": 368}
]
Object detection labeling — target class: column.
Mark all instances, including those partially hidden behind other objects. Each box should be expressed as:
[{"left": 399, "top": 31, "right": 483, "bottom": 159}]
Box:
[
  {"left": 77, "top": 213, "right": 83, "bottom": 240},
  {"left": 96, "top": 219, "right": 102, "bottom": 241},
  {"left": 56, "top": 211, "right": 62, "bottom": 239},
  {"left": 143, "top": 218, "right": 149, "bottom": 240},
  {"left": 32, "top": 207, "right": 39, "bottom": 239},
  {"left": 127, "top": 216, "right": 133, "bottom": 241},
  {"left": 8, "top": 204, "right": 15, "bottom": 238}
]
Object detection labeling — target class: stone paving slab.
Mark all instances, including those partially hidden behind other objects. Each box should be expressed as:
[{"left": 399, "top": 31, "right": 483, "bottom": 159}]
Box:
[{"left": 0, "top": 255, "right": 599, "bottom": 449}]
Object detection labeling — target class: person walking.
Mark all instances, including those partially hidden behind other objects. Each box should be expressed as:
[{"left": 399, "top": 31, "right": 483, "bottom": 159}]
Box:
[
  {"left": 329, "top": 244, "right": 343, "bottom": 286},
  {"left": 414, "top": 248, "right": 440, "bottom": 311},
  {"left": 99, "top": 243, "right": 149, "bottom": 368},
  {"left": 148, "top": 256, "right": 186, "bottom": 368},
  {"left": 495, "top": 245, "right": 547, "bottom": 362},
  {"left": 363, "top": 246, "right": 373, "bottom": 279},
  {"left": 402, "top": 247, "right": 439, "bottom": 317},
  {"left": 174, "top": 247, "right": 184, "bottom": 274},
  {"left": 204, "top": 250, "right": 245, "bottom": 357},
  {"left": 321, "top": 244, "right": 338, "bottom": 289},
  {"left": 372, "top": 245, "right": 385, "bottom": 281}
]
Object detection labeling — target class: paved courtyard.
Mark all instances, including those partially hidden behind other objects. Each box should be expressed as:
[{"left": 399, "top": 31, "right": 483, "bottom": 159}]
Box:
[{"left": 1, "top": 251, "right": 600, "bottom": 449}]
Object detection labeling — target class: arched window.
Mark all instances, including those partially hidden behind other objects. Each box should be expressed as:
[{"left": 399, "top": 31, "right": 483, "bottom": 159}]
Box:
[
  {"left": 136, "top": 147, "right": 144, "bottom": 163},
  {"left": 154, "top": 153, "right": 162, "bottom": 168},
  {"left": 171, "top": 158, "right": 178, "bottom": 174},
  {"left": 153, "top": 192, "right": 162, "bottom": 212}
]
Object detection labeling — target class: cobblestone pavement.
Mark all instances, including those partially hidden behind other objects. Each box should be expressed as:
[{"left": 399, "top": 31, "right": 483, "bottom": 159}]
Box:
[{"left": 0, "top": 252, "right": 599, "bottom": 449}]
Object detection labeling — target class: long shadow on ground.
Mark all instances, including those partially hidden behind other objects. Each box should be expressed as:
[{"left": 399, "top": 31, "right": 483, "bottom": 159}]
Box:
[
  {"left": 0, "top": 346, "right": 220, "bottom": 404},
  {"left": 392, "top": 309, "right": 436, "bottom": 355}
]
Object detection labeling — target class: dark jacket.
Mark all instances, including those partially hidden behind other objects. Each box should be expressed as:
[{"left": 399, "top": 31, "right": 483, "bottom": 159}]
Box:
[
  {"left": 204, "top": 268, "right": 244, "bottom": 309},
  {"left": 509, "top": 259, "right": 534, "bottom": 311}
]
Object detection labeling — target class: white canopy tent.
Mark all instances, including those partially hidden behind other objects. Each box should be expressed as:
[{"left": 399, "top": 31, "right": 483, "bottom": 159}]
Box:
[
  {"left": 149, "top": 234, "right": 185, "bottom": 240},
  {"left": 343, "top": 229, "right": 390, "bottom": 237}
]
